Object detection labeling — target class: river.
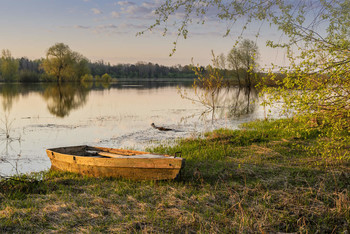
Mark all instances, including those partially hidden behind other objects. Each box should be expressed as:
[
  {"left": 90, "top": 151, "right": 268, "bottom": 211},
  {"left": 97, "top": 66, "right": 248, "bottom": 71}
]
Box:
[{"left": 0, "top": 81, "right": 282, "bottom": 176}]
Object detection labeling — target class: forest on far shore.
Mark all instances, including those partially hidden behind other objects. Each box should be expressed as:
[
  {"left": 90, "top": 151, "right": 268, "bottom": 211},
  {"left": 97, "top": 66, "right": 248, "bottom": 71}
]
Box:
[
  {"left": 0, "top": 53, "right": 196, "bottom": 83},
  {"left": 0, "top": 40, "right": 263, "bottom": 85}
]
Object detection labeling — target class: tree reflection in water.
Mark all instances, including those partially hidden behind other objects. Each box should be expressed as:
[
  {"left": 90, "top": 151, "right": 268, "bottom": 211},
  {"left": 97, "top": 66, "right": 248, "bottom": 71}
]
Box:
[
  {"left": 0, "top": 84, "right": 21, "bottom": 142},
  {"left": 0, "top": 82, "right": 92, "bottom": 175},
  {"left": 0, "top": 88, "right": 22, "bottom": 176},
  {"left": 181, "top": 86, "right": 259, "bottom": 123},
  {"left": 0, "top": 83, "right": 19, "bottom": 112},
  {"left": 226, "top": 86, "right": 258, "bottom": 118},
  {"left": 42, "top": 83, "right": 90, "bottom": 118},
  {"left": 212, "top": 86, "right": 258, "bottom": 120},
  {"left": 0, "top": 137, "right": 22, "bottom": 176}
]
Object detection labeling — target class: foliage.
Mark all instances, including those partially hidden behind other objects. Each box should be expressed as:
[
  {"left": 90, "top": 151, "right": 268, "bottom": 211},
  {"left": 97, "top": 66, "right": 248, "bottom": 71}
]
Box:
[
  {"left": 227, "top": 39, "right": 259, "bottom": 87},
  {"left": 80, "top": 73, "right": 93, "bottom": 83},
  {"left": 71, "top": 54, "right": 90, "bottom": 82},
  {"left": 0, "top": 51, "right": 195, "bottom": 83},
  {"left": 41, "top": 43, "right": 90, "bottom": 83},
  {"left": 18, "top": 57, "right": 42, "bottom": 74},
  {"left": 178, "top": 51, "right": 225, "bottom": 120},
  {"left": 18, "top": 70, "right": 40, "bottom": 83},
  {"left": 259, "top": 1, "right": 350, "bottom": 160},
  {"left": 178, "top": 49, "right": 259, "bottom": 122},
  {"left": 17, "top": 58, "right": 43, "bottom": 82},
  {"left": 148, "top": 0, "right": 350, "bottom": 161},
  {"left": 88, "top": 60, "right": 195, "bottom": 79},
  {"left": 101, "top": 73, "right": 112, "bottom": 83},
  {"left": 0, "top": 49, "right": 19, "bottom": 82}
]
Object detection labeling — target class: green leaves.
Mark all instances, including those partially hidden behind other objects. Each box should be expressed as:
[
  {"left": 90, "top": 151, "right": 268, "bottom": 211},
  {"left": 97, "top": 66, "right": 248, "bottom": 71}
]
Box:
[
  {"left": 0, "top": 49, "right": 19, "bottom": 82},
  {"left": 41, "top": 43, "right": 90, "bottom": 83},
  {"left": 147, "top": 0, "right": 350, "bottom": 162}
]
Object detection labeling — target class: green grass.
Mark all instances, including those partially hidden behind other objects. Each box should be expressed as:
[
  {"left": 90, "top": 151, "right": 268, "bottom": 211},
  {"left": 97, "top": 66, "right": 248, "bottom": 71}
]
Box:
[{"left": 1, "top": 118, "right": 350, "bottom": 232}]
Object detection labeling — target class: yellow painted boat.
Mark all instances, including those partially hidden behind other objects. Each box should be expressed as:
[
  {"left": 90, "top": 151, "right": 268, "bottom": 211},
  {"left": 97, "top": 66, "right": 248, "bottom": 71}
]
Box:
[{"left": 46, "top": 145, "right": 185, "bottom": 180}]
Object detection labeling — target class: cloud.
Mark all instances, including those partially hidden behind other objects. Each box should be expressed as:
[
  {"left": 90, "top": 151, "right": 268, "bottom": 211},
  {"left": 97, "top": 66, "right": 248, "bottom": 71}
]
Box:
[
  {"left": 97, "top": 24, "right": 118, "bottom": 29},
  {"left": 124, "top": 5, "right": 150, "bottom": 15},
  {"left": 75, "top": 25, "right": 91, "bottom": 29},
  {"left": 111, "top": 11, "right": 120, "bottom": 18},
  {"left": 73, "top": 23, "right": 146, "bottom": 35},
  {"left": 117, "top": 1, "right": 135, "bottom": 6},
  {"left": 112, "top": 0, "right": 222, "bottom": 23},
  {"left": 118, "top": 1, "right": 160, "bottom": 20},
  {"left": 91, "top": 8, "right": 102, "bottom": 15},
  {"left": 118, "top": 23, "right": 145, "bottom": 30},
  {"left": 142, "top": 1, "right": 158, "bottom": 8}
]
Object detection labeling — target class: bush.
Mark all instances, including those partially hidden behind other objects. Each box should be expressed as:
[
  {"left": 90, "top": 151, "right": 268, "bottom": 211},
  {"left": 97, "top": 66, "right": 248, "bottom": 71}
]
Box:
[
  {"left": 80, "top": 74, "right": 93, "bottom": 83},
  {"left": 101, "top": 73, "right": 112, "bottom": 83},
  {"left": 18, "top": 70, "right": 40, "bottom": 83}
]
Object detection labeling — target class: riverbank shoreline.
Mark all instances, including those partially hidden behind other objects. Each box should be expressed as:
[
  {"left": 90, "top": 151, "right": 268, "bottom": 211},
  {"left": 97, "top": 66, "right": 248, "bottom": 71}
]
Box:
[{"left": 1, "top": 118, "right": 349, "bottom": 233}]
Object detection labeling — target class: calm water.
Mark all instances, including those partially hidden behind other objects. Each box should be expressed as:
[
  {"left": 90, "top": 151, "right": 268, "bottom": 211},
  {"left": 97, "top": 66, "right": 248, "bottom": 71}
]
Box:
[{"left": 0, "top": 81, "right": 281, "bottom": 176}]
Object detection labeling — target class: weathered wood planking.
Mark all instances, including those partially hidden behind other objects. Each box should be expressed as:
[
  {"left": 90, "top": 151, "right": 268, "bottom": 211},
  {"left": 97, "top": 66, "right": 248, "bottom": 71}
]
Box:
[{"left": 46, "top": 145, "right": 184, "bottom": 180}]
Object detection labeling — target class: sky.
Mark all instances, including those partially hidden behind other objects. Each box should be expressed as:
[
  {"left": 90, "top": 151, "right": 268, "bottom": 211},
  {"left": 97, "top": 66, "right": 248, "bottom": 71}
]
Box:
[{"left": 0, "top": 0, "right": 286, "bottom": 67}]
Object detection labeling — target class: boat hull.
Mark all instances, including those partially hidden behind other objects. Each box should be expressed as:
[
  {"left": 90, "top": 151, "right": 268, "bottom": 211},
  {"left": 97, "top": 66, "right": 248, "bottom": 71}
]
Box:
[{"left": 46, "top": 145, "right": 184, "bottom": 180}]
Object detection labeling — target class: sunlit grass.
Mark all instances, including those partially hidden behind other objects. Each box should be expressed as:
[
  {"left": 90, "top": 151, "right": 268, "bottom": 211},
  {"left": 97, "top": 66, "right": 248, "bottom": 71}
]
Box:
[{"left": 1, "top": 118, "right": 349, "bottom": 232}]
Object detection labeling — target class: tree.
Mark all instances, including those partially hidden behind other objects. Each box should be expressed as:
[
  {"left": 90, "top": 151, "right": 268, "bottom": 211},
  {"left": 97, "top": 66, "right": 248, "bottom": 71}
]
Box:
[
  {"left": 101, "top": 73, "right": 112, "bottom": 83},
  {"left": 239, "top": 39, "right": 259, "bottom": 87},
  {"left": 81, "top": 74, "right": 93, "bottom": 83},
  {"left": 147, "top": 0, "right": 350, "bottom": 162},
  {"left": 178, "top": 51, "right": 225, "bottom": 122},
  {"left": 69, "top": 54, "right": 90, "bottom": 82},
  {"left": 41, "top": 43, "right": 89, "bottom": 83},
  {"left": 227, "top": 47, "right": 242, "bottom": 86},
  {"left": 227, "top": 39, "right": 259, "bottom": 87},
  {"left": 0, "top": 49, "right": 19, "bottom": 82}
]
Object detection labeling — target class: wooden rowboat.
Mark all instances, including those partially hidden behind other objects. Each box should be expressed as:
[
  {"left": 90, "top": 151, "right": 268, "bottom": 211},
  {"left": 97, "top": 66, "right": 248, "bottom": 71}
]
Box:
[{"left": 46, "top": 145, "right": 185, "bottom": 180}]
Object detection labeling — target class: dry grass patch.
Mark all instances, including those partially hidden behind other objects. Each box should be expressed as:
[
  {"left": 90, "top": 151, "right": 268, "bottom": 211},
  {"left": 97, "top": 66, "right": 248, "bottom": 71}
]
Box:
[{"left": 1, "top": 119, "right": 350, "bottom": 232}]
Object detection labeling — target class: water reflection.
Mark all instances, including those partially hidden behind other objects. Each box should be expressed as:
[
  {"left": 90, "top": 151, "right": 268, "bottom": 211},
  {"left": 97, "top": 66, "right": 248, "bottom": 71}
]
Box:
[
  {"left": 226, "top": 87, "right": 258, "bottom": 118},
  {"left": 95, "top": 81, "right": 112, "bottom": 89},
  {"left": 0, "top": 81, "right": 278, "bottom": 176},
  {"left": 0, "top": 82, "right": 259, "bottom": 120},
  {"left": 0, "top": 82, "right": 193, "bottom": 119},
  {"left": 0, "top": 138, "right": 22, "bottom": 176},
  {"left": 0, "top": 111, "right": 22, "bottom": 176},
  {"left": 41, "top": 83, "right": 90, "bottom": 118},
  {"left": 183, "top": 86, "right": 259, "bottom": 123},
  {"left": 0, "top": 83, "right": 20, "bottom": 111}
]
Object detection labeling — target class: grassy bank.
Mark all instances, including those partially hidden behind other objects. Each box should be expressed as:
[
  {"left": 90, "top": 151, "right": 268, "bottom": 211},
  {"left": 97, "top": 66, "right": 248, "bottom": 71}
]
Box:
[{"left": 1, "top": 119, "right": 349, "bottom": 232}]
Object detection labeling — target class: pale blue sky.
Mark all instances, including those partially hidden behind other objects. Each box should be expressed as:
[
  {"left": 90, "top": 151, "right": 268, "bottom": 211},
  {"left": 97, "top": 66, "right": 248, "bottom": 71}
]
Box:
[{"left": 0, "top": 0, "right": 285, "bottom": 66}]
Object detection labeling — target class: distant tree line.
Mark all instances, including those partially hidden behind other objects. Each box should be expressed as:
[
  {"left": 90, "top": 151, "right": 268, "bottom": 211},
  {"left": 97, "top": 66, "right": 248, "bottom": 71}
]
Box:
[
  {"left": 89, "top": 61, "right": 195, "bottom": 79},
  {"left": 0, "top": 41, "right": 264, "bottom": 86},
  {"left": 0, "top": 44, "right": 196, "bottom": 83}
]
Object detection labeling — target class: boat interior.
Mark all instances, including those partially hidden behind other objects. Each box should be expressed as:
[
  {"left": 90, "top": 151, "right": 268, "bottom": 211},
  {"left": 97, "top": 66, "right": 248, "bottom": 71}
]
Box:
[{"left": 48, "top": 145, "right": 173, "bottom": 159}]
